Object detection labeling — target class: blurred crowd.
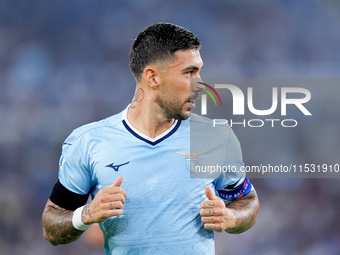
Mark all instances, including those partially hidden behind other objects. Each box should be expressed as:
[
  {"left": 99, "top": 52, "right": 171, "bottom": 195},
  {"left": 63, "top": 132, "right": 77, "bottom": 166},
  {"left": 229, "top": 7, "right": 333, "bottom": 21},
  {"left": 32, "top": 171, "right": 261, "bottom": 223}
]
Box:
[{"left": 0, "top": 0, "right": 339, "bottom": 254}]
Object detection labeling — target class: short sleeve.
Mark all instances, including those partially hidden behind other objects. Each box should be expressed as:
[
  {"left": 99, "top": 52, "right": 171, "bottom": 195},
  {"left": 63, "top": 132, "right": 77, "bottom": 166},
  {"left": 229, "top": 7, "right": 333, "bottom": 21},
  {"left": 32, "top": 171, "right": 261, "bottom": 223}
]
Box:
[
  {"left": 214, "top": 126, "right": 253, "bottom": 200},
  {"left": 58, "top": 132, "right": 92, "bottom": 195}
]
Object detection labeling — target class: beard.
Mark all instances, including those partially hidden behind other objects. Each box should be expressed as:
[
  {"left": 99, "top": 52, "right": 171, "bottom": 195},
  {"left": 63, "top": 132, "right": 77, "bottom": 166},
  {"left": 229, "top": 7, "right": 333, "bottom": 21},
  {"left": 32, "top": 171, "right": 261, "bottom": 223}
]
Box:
[{"left": 155, "top": 93, "right": 190, "bottom": 120}]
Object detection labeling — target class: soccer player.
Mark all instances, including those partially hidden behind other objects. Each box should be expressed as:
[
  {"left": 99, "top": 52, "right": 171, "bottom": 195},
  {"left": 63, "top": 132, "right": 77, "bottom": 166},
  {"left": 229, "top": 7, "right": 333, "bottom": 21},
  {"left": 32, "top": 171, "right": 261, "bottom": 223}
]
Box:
[{"left": 42, "top": 23, "right": 259, "bottom": 254}]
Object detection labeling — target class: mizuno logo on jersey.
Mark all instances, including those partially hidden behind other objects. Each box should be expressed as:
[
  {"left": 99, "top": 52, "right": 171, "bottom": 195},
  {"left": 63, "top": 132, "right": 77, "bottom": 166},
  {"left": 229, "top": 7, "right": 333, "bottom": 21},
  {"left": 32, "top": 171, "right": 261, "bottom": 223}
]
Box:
[{"left": 105, "top": 161, "right": 130, "bottom": 171}]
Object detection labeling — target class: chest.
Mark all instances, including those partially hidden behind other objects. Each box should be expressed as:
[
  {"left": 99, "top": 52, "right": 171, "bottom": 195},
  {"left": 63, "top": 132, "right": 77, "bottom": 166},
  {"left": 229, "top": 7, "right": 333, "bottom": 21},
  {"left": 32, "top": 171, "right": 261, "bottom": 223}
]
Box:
[{"left": 89, "top": 136, "right": 213, "bottom": 196}]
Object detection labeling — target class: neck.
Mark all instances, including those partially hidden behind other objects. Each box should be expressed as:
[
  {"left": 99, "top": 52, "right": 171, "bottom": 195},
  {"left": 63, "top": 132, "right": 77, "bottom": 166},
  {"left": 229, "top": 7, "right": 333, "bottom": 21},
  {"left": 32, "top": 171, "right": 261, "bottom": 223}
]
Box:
[{"left": 127, "top": 87, "right": 175, "bottom": 139}]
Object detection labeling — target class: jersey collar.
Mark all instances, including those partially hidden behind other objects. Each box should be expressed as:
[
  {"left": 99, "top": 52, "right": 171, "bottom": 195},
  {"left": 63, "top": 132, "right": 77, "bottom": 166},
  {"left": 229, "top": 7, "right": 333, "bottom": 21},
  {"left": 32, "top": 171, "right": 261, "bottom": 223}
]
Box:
[{"left": 122, "top": 106, "right": 181, "bottom": 146}]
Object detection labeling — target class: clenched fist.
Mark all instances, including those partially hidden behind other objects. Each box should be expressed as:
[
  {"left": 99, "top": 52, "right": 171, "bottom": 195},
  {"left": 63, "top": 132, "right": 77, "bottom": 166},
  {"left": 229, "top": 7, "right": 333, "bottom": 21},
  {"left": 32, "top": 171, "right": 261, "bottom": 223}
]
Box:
[
  {"left": 82, "top": 176, "right": 127, "bottom": 224},
  {"left": 200, "top": 186, "right": 236, "bottom": 232}
]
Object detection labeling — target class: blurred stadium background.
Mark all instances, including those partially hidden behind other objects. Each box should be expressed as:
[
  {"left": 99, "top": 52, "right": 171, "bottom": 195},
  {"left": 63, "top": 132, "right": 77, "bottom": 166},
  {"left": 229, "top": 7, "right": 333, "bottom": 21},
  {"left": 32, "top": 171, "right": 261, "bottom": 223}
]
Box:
[{"left": 0, "top": 0, "right": 339, "bottom": 254}]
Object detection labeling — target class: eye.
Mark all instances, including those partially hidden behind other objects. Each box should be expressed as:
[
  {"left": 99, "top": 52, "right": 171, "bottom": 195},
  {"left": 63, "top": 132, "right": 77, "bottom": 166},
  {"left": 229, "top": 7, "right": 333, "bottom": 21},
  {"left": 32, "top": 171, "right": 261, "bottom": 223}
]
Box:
[{"left": 185, "top": 70, "right": 194, "bottom": 77}]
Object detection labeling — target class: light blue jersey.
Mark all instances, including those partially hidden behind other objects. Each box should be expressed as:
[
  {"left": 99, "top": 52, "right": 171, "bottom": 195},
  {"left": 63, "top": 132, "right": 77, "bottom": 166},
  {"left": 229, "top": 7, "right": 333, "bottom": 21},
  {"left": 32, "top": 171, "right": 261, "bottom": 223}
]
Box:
[{"left": 58, "top": 107, "right": 251, "bottom": 255}]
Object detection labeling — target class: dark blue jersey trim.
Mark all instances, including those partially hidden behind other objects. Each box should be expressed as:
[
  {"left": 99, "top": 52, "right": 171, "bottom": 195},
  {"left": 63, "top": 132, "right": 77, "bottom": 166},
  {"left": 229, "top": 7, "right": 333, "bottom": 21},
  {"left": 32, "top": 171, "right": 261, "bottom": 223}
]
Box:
[{"left": 122, "top": 119, "right": 181, "bottom": 146}]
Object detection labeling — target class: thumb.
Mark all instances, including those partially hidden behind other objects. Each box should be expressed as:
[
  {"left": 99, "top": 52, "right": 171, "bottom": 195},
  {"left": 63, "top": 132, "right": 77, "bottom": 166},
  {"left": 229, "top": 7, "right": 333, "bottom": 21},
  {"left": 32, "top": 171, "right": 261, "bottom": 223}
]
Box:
[
  {"left": 111, "top": 176, "right": 123, "bottom": 187},
  {"left": 205, "top": 186, "right": 218, "bottom": 200}
]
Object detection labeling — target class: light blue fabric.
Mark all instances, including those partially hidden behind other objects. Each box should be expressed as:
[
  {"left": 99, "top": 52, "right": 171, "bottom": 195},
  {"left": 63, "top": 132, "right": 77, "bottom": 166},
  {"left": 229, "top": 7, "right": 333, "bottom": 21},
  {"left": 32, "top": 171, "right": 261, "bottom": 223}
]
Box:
[{"left": 58, "top": 107, "right": 251, "bottom": 255}]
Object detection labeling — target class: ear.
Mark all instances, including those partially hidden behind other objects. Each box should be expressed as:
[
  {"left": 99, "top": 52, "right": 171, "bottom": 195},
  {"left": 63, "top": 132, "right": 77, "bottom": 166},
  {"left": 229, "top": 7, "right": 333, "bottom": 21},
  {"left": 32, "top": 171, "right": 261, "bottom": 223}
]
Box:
[{"left": 143, "top": 65, "right": 161, "bottom": 89}]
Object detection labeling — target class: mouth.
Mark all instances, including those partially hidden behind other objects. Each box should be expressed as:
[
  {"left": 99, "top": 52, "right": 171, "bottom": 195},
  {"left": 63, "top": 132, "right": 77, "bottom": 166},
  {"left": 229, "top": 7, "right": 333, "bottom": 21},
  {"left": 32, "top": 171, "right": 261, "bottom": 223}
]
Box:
[
  {"left": 187, "top": 97, "right": 199, "bottom": 109},
  {"left": 187, "top": 100, "right": 196, "bottom": 109},
  {"left": 186, "top": 93, "right": 200, "bottom": 109}
]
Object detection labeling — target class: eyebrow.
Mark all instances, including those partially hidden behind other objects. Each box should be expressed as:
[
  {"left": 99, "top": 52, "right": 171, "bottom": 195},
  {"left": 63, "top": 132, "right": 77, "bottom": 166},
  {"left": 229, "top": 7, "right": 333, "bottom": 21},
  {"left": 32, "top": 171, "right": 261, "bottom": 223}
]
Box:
[{"left": 182, "top": 65, "right": 203, "bottom": 72}]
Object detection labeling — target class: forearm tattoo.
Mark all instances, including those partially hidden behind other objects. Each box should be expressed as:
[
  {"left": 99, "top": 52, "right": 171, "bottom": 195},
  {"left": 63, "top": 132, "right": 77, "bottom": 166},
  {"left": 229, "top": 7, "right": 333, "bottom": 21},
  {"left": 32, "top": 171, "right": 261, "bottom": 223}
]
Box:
[
  {"left": 224, "top": 190, "right": 259, "bottom": 234},
  {"left": 130, "top": 88, "right": 144, "bottom": 109},
  {"left": 42, "top": 202, "right": 83, "bottom": 245}
]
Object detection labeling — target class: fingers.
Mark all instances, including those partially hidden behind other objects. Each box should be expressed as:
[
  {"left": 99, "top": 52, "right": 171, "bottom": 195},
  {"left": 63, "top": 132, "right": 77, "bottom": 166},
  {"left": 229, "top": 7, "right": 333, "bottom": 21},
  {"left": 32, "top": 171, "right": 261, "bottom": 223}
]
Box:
[
  {"left": 93, "top": 194, "right": 126, "bottom": 218},
  {"left": 107, "top": 209, "right": 124, "bottom": 217},
  {"left": 95, "top": 207, "right": 124, "bottom": 220},
  {"left": 200, "top": 208, "right": 228, "bottom": 232},
  {"left": 104, "top": 176, "right": 127, "bottom": 199},
  {"left": 108, "top": 201, "right": 124, "bottom": 210},
  {"left": 85, "top": 177, "right": 127, "bottom": 223},
  {"left": 203, "top": 223, "right": 224, "bottom": 232},
  {"left": 201, "top": 216, "right": 224, "bottom": 224},
  {"left": 111, "top": 193, "right": 126, "bottom": 204},
  {"left": 204, "top": 186, "right": 219, "bottom": 200},
  {"left": 99, "top": 193, "right": 126, "bottom": 205},
  {"left": 110, "top": 188, "right": 127, "bottom": 202},
  {"left": 100, "top": 198, "right": 125, "bottom": 218},
  {"left": 200, "top": 199, "right": 224, "bottom": 208},
  {"left": 200, "top": 206, "right": 225, "bottom": 216},
  {"left": 201, "top": 186, "right": 228, "bottom": 232},
  {"left": 201, "top": 186, "right": 224, "bottom": 209},
  {"left": 110, "top": 176, "right": 123, "bottom": 187}
]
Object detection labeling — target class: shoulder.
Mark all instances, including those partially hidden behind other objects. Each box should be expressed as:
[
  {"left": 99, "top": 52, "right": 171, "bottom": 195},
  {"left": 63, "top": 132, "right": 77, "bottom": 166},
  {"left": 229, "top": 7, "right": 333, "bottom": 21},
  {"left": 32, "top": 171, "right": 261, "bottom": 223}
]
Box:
[
  {"left": 66, "top": 111, "right": 124, "bottom": 143},
  {"left": 189, "top": 112, "right": 213, "bottom": 125},
  {"left": 189, "top": 113, "right": 233, "bottom": 140}
]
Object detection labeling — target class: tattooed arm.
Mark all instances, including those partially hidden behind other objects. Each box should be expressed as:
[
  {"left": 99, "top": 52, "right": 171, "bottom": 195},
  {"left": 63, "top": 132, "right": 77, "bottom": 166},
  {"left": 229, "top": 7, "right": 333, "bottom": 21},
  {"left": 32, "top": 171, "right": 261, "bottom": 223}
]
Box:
[
  {"left": 200, "top": 186, "right": 259, "bottom": 234},
  {"left": 42, "top": 200, "right": 84, "bottom": 246},
  {"left": 223, "top": 189, "right": 259, "bottom": 233},
  {"left": 42, "top": 176, "right": 127, "bottom": 246}
]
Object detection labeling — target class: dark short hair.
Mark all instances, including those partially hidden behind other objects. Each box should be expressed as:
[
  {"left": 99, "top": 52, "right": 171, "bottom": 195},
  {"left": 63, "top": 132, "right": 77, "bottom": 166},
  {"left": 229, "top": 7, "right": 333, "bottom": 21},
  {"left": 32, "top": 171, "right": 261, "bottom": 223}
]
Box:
[{"left": 129, "top": 23, "right": 201, "bottom": 82}]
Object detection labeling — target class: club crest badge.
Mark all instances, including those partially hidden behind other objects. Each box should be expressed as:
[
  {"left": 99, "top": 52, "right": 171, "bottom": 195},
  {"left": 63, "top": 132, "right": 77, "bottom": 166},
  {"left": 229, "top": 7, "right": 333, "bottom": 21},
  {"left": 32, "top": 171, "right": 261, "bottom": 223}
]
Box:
[{"left": 175, "top": 151, "right": 206, "bottom": 172}]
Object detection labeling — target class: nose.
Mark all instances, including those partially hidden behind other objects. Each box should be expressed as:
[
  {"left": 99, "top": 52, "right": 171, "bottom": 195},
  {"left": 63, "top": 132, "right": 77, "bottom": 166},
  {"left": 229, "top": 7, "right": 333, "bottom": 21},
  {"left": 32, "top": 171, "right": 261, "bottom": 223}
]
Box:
[{"left": 191, "top": 77, "right": 204, "bottom": 92}]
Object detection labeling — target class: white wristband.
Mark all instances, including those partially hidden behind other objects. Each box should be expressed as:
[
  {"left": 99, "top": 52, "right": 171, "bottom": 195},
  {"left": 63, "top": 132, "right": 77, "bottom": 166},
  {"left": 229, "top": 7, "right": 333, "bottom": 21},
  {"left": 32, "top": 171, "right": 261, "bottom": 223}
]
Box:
[{"left": 72, "top": 205, "right": 91, "bottom": 231}]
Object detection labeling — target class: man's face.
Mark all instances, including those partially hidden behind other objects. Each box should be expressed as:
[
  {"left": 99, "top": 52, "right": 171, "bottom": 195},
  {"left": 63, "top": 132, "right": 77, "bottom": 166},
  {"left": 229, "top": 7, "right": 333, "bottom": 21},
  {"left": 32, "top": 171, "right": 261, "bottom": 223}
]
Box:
[{"left": 156, "top": 49, "right": 203, "bottom": 120}]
